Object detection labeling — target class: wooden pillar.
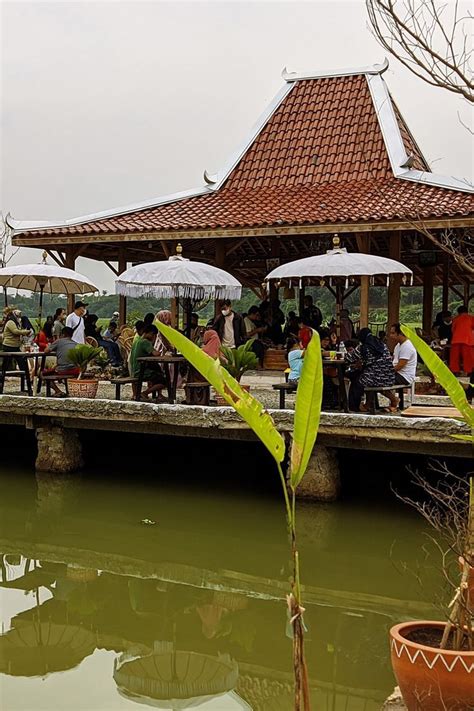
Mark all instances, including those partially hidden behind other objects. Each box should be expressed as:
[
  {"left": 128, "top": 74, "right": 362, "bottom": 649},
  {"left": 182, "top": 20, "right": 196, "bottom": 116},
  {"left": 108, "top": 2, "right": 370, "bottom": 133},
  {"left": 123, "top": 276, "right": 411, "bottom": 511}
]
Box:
[
  {"left": 357, "top": 234, "right": 370, "bottom": 328},
  {"left": 64, "top": 250, "right": 76, "bottom": 313},
  {"left": 387, "top": 233, "right": 401, "bottom": 333},
  {"left": 422, "top": 266, "right": 434, "bottom": 333},
  {"left": 442, "top": 259, "right": 449, "bottom": 312},
  {"left": 214, "top": 241, "right": 226, "bottom": 318},
  {"left": 118, "top": 248, "right": 127, "bottom": 326}
]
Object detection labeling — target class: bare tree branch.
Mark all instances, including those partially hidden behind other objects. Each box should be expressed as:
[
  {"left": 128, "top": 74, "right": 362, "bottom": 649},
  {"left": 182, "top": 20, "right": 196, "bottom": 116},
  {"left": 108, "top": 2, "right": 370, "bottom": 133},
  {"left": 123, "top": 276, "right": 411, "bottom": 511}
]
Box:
[{"left": 366, "top": 0, "right": 473, "bottom": 102}]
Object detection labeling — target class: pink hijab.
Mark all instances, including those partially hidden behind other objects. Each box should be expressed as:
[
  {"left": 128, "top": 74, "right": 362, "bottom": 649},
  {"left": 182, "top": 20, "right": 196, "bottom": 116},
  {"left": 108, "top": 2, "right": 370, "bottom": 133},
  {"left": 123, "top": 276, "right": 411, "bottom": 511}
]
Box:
[
  {"left": 154, "top": 310, "right": 173, "bottom": 354},
  {"left": 202, "top": 329, "right": 221, "bottom": 359}
]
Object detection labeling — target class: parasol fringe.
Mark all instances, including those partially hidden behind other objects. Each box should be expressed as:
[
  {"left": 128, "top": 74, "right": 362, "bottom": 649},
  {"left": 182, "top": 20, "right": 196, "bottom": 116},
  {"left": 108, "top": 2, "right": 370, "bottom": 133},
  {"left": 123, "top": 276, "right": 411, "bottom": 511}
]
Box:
[{"left": 116, "top": 283, "right": 242, "bottom": 301}]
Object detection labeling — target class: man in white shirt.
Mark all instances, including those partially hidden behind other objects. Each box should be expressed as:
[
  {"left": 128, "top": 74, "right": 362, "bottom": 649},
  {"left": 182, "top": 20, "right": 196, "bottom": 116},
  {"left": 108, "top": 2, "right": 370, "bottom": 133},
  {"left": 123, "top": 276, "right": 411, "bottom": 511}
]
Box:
[
  {"left": 65, "top": 301, "right": 88, "bottom": 344},
  {"left": 387, "top": 323, "right": 418, "bottom": 409}
]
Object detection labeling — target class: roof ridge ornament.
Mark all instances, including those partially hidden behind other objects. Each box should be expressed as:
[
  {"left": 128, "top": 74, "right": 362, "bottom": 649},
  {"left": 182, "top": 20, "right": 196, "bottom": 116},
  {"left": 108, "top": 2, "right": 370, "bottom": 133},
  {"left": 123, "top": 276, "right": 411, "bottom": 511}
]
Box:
[
  {"left": 282, "top": 58, "right": 389, "bottom": 82},
  {"left": 203, "top": 170, "right": 218, "bottom": 185}
]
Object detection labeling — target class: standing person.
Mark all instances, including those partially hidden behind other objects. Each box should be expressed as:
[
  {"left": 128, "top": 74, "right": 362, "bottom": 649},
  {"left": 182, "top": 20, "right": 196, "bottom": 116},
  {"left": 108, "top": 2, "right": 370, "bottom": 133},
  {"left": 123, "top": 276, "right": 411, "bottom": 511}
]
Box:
[
  {"left": 65, "top": 301, "right": 87, "bottom": 344},
  {"left": 52, "top": 308, "right": 66, "bottom": 340},
  {"left": 449, "top": 305, "right": 474, "bottom": 375},
  {"left": 43, "top": 326, "right": 80, "bottom": 397},
  {"left": 243, "top": 306, "right": 267, "bottom": 365},
  {"left": 339, "top": 309, "right": 355, "bottom": 342},
  {"left": 154, "top": 310, "right": 174, "bottom": 355},
  {"left": 212, "top": 300, "right": 246, "bottom": 349},
  {"left": 297, "top": 316, "right": 313, "bottom": 349},
  {"left": 0, "top": 308, "right": 32, "bottom": 371},
  {"left": 387, "top": 323, "right": 418, "bottom": 409},
  {"left": 302, "top": 295, "right": 323, "bottom": 331}
]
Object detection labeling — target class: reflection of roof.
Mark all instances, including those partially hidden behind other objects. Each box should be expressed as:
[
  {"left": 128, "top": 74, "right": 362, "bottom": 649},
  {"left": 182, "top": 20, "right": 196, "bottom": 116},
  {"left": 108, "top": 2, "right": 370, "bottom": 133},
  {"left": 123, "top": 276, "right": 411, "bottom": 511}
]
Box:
[{"left": 9, "top": 62, "right": 473, "bottom": 240}]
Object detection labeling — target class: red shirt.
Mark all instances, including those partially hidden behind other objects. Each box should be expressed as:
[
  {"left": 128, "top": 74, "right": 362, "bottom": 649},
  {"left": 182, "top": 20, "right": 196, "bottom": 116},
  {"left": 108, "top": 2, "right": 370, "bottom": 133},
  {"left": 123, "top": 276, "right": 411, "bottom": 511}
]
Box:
[
  {"left": 34, "top": 330, "right": 52, "bottom": 352},
  {"left": 451, "top": 313, "right": 474, "bottom": 346},
  {"left": 298, "top": 326, "right": 312, "bottom": 349}
]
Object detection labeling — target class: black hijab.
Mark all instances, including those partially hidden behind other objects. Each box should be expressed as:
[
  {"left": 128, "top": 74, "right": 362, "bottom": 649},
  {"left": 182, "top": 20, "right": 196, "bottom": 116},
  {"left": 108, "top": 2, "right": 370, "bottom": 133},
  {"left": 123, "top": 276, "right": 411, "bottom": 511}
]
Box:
[{"left": 359, "top": 327, "right": 385, "bottom": 357}]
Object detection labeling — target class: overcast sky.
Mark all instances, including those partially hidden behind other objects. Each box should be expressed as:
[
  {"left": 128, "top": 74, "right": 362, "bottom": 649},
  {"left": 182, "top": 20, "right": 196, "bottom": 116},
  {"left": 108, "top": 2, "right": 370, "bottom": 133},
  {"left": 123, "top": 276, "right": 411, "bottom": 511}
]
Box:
[{"left": 2, "top": 0, "right": 472, "bottom": 292}]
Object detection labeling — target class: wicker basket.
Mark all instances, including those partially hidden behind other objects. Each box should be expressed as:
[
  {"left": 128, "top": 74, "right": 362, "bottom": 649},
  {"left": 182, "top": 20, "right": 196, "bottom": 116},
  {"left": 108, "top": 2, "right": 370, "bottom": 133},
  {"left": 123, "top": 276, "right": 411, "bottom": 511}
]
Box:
[{"left": 68, "top": 379, "right": 99, "bottom": 399}]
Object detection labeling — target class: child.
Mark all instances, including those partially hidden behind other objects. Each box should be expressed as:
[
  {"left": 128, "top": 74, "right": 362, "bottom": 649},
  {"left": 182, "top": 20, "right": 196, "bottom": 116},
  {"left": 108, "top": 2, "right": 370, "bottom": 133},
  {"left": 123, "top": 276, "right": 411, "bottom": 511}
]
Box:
[{"left": 287, "top": 337, "right": 304, "bottom": 383}]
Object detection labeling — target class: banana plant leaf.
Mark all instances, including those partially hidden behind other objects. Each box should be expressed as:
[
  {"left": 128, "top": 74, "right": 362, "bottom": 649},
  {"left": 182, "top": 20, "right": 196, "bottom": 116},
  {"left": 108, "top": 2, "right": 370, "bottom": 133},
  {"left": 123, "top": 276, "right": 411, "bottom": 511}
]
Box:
[
  {"left": 401, "top": 325, "right": 474, "bottom": 434},
  {"left": 290, "top": 330, "right": 323, "bottom": 489},
  {"left": 155, "top": 321, "right": 285, "bottom": 463}
]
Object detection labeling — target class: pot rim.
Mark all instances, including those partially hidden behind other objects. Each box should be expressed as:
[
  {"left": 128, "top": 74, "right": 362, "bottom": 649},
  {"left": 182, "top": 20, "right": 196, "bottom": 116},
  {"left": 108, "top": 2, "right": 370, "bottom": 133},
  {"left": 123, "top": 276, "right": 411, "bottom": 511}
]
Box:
[
  {"left": 68, "top": 378, "right": 99, "bottom": 383},
  {"left": 390, "top": 620, "right": 474, "bottom": 657}
]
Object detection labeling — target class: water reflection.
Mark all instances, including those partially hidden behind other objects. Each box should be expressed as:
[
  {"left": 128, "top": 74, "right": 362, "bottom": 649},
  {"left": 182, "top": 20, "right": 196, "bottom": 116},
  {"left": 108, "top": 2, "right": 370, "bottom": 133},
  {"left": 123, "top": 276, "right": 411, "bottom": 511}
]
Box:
[{"left": 0, "top": 467, "right": 442, "bottom": 710}]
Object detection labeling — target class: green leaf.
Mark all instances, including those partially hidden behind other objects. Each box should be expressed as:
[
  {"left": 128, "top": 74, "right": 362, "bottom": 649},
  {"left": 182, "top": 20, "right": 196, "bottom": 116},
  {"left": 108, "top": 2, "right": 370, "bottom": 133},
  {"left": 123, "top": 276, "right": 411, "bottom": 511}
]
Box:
[
  {"left": 290, "top": 330, "right": 323, "bottom": 489},
  {"left": 451, "top": 434, "right": 474, "bottom": 442},
  {"left": 155, "top": 321, "right": 285, "bottom": 463},
  {"left": 401, "top": 325, "right": 474, "bottom": 431}
]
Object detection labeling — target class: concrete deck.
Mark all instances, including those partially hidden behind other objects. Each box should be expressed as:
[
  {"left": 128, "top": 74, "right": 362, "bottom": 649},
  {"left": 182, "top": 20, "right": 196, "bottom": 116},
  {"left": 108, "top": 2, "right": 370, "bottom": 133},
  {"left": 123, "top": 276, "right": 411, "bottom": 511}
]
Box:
[{"left": 0, "top": 393, "right": 470, "bottom": 457}]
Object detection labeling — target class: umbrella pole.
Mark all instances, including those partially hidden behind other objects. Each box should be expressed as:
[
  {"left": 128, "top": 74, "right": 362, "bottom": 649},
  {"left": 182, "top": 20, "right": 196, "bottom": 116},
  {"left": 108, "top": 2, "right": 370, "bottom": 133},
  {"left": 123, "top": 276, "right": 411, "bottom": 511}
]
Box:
[
  {"left": 336, "top": 285, "right": 344, "bottom": 338},
  {"left": 38, "top": 285, "right": 44, "bottom": 329},
  {"left": 3, "top": 287, "right": 7, "bottom": 307}
]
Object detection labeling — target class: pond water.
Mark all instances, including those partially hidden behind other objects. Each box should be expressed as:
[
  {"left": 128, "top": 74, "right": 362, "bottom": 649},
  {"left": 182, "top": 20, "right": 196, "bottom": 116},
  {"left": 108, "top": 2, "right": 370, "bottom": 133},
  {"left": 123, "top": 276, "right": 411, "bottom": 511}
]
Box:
[{"left": 0, "top": 439, "right": 444, "bottom": 711}]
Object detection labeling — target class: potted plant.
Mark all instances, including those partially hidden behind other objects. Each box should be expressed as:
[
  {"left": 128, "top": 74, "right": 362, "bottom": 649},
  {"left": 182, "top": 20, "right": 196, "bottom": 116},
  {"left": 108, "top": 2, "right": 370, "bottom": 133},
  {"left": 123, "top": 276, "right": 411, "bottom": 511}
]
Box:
[
  {"left": 389, "top": 327, "right": 474, "bottom": 711},
  {"left": 217, "top": 340, "right": 259, "bottom": 404},
  {"left": 67, "top": 344, "right": 103, "bottom": 399}
]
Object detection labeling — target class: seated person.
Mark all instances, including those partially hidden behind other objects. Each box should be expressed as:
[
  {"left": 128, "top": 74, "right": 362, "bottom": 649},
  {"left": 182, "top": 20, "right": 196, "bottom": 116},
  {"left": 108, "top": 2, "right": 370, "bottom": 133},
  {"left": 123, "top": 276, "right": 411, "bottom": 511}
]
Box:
[
  {"left": 320, "top": 330, "right": 339, "bottom": 409},
  {"left": 386, "top": 323, "right": 417, "bottom": 410},
  {"left": 329, "top": 330, "right": 339, "bottom": 350},
  {"left": 432, "top": 311, "right": 452, "bottom": 342},
  {"left": 85, "top": 314, "right": 122, "bottom": 367},
  {"left": 103, "top": 321, "right": 119, "bottom": 341},
  {"left": 286, "top": 337, "right": 304, "bottom": 383},
  {"left": 185, "top": 313, "right": 202, "bottom": 344},
  {"left": 43, "top": 326, "right": 80, "bottom": 397},
  {"left": 133, "top": 320, "right": 145, "bottom": 342},
  {"left": 344, "top": 328, "right": 395, "bottom": 412},
  {"left": 129, "top": 324, "right": 167, "bottom": 401}
]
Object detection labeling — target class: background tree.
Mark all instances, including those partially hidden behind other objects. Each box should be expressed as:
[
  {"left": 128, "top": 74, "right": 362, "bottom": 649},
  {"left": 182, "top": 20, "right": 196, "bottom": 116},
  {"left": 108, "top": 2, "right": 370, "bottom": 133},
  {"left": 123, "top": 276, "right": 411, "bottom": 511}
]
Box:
[{"left": 366, "top": 0, "right": 473, "bottom": 102}]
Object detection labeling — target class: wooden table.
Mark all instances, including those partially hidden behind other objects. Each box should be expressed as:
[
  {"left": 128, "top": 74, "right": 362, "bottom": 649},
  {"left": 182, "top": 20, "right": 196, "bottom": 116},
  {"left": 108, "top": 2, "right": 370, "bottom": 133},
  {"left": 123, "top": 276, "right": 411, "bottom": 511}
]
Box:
[
  {"left": 322, "top": 358, "right": 349, "bottom": 413},
  {"left": 136, "top": 355, "right": 186, "bottom": 403},
  {"left": 0, "top": 351, "right": 50, "bottom": 396}
]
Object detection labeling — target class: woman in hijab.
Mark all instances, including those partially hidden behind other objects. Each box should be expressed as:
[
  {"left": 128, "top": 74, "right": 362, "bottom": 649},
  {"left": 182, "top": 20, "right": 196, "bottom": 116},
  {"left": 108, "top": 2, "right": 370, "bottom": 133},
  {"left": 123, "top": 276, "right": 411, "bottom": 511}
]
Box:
[
  {"left": 201, "top": 329, "right": 221, "bottom": 359},
  {"left": 345, "top": 327, "right": 395, "bottom": 412},
  {"left": 154, "top": 310, "right": 174, "bottom": 355}
]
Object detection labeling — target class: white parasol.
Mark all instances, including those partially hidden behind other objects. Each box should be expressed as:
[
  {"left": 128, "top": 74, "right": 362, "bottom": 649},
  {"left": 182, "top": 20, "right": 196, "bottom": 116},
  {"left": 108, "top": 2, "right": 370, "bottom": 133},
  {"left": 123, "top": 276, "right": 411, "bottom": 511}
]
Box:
[
  {"left": 0, "top": 252, "right": 98, "bottom": 321},
  {"left": 116, "top": 244, "right": 242, "bottom": 302},
  {"left": 265, "top": 236, "right": 413, "bottom": 288}
]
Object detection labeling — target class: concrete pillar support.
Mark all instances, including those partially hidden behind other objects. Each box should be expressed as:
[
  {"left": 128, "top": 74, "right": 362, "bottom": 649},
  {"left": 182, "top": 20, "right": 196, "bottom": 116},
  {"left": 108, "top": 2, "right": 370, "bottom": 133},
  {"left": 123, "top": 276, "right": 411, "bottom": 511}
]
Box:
[
  {"left": 35, "top": 425, "right": 83, "bottom": 473},
  {"left": 295, "top": 446, "right": 340, "bottom": 502}
]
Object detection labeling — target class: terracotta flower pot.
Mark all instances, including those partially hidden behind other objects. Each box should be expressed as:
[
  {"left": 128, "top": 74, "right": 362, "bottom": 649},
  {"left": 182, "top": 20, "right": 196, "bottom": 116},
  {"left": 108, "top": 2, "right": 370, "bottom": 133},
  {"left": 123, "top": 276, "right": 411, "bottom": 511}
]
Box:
[
  {"left": 390, "top": 621, "right": 474, "bottom": 711},
  {"left": 68, "top": 378, "right": 99, "bottom": 399}
]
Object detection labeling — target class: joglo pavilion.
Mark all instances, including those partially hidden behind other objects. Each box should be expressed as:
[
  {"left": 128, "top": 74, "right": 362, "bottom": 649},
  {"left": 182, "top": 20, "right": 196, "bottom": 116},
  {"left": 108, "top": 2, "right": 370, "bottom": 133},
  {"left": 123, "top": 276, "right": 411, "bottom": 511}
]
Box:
[{"left": 8, "top": 60, "right": 474, "bottom": 330}]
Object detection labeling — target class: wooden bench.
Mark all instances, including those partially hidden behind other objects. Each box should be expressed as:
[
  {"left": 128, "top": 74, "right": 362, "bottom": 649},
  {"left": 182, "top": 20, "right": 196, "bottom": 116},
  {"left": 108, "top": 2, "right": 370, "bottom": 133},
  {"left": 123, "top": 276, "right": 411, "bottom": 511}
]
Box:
[
  {"left": 110, "top": 377, "right": 138, "bottom": 400},
  {"left": 184, "top": 382, "right": 211, "bottom": 406},
  {"left": 364, "top": 384, "right": 410, "bottom": 414},
  {"left": 40, "top": 373, "right": 76, "bottom": 397},
  {"left": 272, "top": 381, "right": 298, "bottom": 409}
]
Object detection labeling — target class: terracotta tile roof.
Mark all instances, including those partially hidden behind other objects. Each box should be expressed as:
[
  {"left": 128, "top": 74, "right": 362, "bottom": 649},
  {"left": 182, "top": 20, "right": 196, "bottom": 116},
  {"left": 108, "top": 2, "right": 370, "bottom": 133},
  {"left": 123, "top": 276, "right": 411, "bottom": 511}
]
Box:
[{"left": 13, "top": 72, "right": 474, "bottom": 239}]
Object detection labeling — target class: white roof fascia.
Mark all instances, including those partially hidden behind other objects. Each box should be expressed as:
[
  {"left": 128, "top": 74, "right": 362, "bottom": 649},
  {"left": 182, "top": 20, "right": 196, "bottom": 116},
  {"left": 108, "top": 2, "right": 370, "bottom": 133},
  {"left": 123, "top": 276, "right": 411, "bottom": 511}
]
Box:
[
  {"left": 283, "top": 58, "right": 390, "bottom": 82},
  {"left": 367, "top": 73, "right": 474, "bottom": 194},
  {"left": 208, "top": 81, "right": 295, "bottom": 191},
  {"left": 7, "top": 185, "right": 212, "bottom": 234}
]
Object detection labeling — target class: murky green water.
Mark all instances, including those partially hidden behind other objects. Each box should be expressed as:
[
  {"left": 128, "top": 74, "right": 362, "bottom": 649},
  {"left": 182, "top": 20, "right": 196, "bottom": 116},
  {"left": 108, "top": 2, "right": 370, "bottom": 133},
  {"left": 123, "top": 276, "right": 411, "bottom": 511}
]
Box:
[{"left": 0, "top": 456, "right": 443, "bottom": 711}]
